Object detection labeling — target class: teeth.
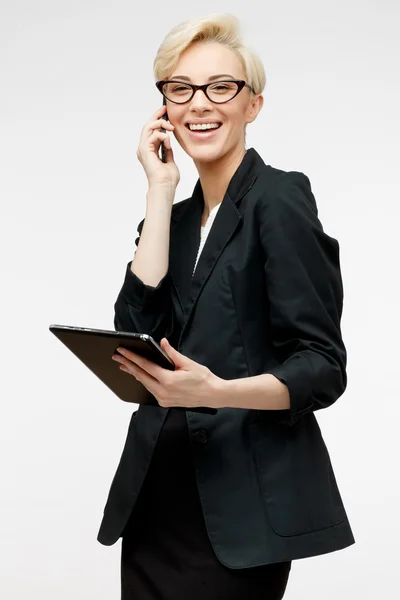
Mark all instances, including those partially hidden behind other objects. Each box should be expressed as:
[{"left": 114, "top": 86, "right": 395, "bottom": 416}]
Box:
[{"left": 188, "top": 123, "right": 221, "bottom": 131}]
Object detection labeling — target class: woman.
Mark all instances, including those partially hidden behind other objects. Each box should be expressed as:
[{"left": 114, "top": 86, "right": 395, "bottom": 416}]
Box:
[{"left": 99, "top": 13, "right": 355, "bottom": 599}]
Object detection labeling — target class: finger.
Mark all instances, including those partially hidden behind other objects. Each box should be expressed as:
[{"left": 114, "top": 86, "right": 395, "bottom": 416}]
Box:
[
  {"left": 141, "top": 106, "right": 170, "bottom": 137},
  {"left": 150, "top": 104, "right": 167, "bottom": 117},
  {"left": 126, "top": 363, "right": 163, "bottom": 397},
  {"left": 116, "top": 347, "right": 165, "bottom": 378},
  {"left": 148, "top": 105, "right": 168, "bottom": 124},
  {"left": 148, "top": 131, "right": 170, "bottom": 147},
  {"left": 154, "top": 119, "right": 174, "bottom": 130},
  {"left": 156, "top": 104, "right": 168, "bottom": 116},
  {"left": 146, "top": 119, "right": 174, "bottom": 136},
  {"left": 139, "top": 131, "right": 169, "bottom": 156},
  {"left": 164, "top": 135, "right": 174, "bottom": 151}
]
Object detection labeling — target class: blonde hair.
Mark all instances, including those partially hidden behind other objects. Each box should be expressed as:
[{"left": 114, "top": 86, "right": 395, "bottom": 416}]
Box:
[{"left": 153, "top": 13, "right": 266, "bottom": 98}]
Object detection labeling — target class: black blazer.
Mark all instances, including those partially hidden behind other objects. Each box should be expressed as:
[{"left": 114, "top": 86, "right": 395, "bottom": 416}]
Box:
[{"left": 97, "top": 148, "right": 355, "bottom": 565}]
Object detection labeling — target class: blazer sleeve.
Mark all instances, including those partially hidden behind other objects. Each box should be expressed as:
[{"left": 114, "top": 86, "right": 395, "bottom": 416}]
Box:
[
  {"left": 113, "top": 218, "right": 174, "bottom": 343},
  {"left": 258, "top": 172, "right": 347, "bottom": 426}
]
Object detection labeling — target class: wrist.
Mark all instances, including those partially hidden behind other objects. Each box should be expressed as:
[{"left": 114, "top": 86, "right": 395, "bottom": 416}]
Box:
[
  {"left": 147, "top": 183, "right": 176, "bottom": 205},
  {"left": 211, "top": 375, "right": 235, "bottom": 409}
]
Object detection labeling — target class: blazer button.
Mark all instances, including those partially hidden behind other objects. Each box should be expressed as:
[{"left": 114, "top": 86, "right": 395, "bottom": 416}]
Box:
[{"left": 193, "top": 429, "right": 208, "bottom": 444}]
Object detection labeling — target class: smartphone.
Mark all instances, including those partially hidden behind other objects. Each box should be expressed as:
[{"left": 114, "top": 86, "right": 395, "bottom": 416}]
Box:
[{"left": 160, "top": 96, "right": 168, "bottom": 163}]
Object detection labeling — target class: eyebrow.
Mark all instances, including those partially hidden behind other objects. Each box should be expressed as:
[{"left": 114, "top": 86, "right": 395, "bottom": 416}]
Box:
[{"left": 169, "top": 73, "right": 236, "bottom": 82}]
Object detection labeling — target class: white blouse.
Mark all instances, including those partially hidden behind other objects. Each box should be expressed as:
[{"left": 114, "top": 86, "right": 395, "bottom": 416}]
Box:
[{"left": 192, "top": 202, "right": 222, "bottom": 276}]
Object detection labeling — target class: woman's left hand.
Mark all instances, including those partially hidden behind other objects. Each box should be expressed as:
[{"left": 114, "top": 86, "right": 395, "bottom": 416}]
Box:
[{"left": 111, "top": 338, "right": 225, "bottom": 410}]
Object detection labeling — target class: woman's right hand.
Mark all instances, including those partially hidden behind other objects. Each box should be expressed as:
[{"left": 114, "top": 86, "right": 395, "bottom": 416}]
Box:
[{"left": 137, "top": 104, "right": 180, "bottom": 190}]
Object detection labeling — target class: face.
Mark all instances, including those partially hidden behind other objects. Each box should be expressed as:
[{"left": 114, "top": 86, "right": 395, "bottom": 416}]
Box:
[{"left": 165, "top": 42, "right": 263, "bottom": 164}]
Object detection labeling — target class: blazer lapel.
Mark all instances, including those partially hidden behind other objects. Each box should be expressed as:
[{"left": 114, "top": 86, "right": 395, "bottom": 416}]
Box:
[
  {"left": 169, "top": 181, "right": 203, "bottom": 313},
  {"left": 169, "top": 148, "right": 263, "bottom": 337}
]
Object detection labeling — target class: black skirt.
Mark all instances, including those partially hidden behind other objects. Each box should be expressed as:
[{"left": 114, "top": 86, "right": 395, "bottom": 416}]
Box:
[{"left": 121, "top": 408, "right": 291, "bottom": 600}]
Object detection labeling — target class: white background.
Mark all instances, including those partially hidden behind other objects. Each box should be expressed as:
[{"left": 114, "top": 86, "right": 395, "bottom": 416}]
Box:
[{"left": 1, "top": 1, "right": 399, "bottom": 598}]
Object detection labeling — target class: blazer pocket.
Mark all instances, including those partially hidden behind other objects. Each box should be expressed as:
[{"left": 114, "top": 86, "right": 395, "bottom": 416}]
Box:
[{"left": 249, "top": 416, "right": 345, "bottom": 537}]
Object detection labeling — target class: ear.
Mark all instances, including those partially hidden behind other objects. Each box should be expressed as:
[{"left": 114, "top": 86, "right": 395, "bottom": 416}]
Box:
[{"left": 246, "top": 94, "right": 264, "bottom": 125}]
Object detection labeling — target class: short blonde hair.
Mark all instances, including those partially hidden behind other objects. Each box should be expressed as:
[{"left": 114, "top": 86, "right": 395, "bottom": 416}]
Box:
[{"left": 153, "top": 13, "right": 266, "bottom": 98}]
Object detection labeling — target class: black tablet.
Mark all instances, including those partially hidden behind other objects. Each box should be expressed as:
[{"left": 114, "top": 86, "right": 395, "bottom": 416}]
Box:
[{"left": 49, "top": 325, "right": 217, "bottom": 414}]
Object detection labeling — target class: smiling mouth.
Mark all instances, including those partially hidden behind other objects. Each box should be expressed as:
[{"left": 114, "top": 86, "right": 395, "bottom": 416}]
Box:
[{"left": 185, "top": 124, "right": 222, "bottom": 131}]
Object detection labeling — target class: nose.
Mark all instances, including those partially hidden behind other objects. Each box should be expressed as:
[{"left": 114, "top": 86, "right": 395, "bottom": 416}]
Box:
[{"left": 188, "top": 88, "right": 213, "bottom": 110}]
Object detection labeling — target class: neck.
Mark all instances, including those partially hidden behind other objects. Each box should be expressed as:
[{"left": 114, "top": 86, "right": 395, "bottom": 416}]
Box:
[{"left": 194, "top": 146, "right": 247, "bottom": 216}]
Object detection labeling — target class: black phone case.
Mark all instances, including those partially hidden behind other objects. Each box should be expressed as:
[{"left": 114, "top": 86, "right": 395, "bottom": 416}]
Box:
[{"left": 161, "top": 96, "right": 168, "bottom": 163}]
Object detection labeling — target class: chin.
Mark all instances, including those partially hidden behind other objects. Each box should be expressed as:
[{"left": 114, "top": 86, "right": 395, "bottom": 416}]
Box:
[{"left": 185, "top": 143, "right": 226, "bottom": 162}]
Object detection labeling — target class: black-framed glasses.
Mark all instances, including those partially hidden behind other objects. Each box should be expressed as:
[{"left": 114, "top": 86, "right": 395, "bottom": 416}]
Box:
[{"left": 155, "top": 79, "right": 255, "bottom": 104}]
